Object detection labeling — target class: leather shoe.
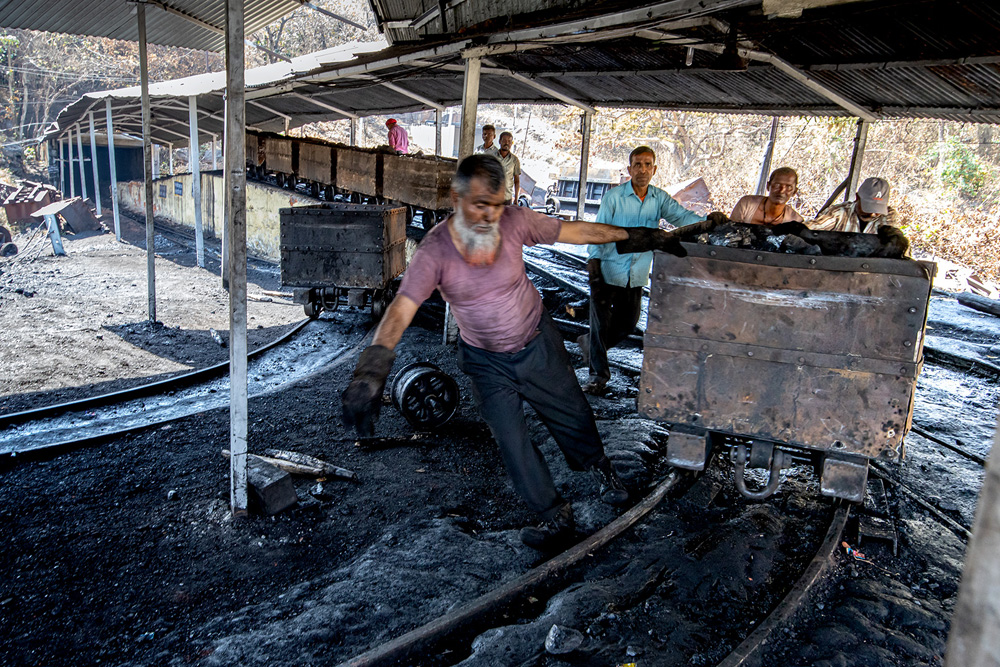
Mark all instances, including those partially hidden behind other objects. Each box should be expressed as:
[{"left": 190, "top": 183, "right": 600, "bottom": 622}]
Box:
[
  {"left": 581, "top": 377, "right": 608, "bottom": 396},
  {"left": 519, "top": 503, "right": 575, "bottom": 549},
  {"left": 590, "top": 457, "right": 628, "bottom": 505}
]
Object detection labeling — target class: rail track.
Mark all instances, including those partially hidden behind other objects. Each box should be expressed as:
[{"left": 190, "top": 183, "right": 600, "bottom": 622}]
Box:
[
  {"left": 332, "top": 466, "right": 849, "bottom": 667},
  {"left": 0, "top": 317, "right": 369, "bottom": 463}
]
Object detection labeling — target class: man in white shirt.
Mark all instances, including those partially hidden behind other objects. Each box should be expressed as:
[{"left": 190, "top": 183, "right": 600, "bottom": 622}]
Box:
[{"left": 476, "top": 124, "right": 499, "bottom": 156}]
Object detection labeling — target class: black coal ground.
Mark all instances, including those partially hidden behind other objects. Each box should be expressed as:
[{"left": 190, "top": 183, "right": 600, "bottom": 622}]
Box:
[{"left": 0, "top": 229, "right": 997, "bottom": 667}]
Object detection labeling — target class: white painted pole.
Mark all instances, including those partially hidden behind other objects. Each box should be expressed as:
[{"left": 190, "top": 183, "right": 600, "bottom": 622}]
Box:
[
  {"left": 458, "top": 56, "right": 481, "bottom": 159},
  {"left": 168, "top": 142, "right": 174, "bottom": 175},
  {"left": 576, "top": 111, "right": 593, "bottom": 221},
  {"left": 76, "top": 125, "right": 88, "bottom": 201},
  {"left": 225, "top": 0, "right": 249, "bottom": 518},
  {"left": 212, "top": 134, "right": 218, "bottom": 170},
  {"left": 221, "top": 98, "right": 229, "bottom": 288},
  {"left": 88, "top": 112, "right": 102, "bottom": 217},
  {"left": 435, "top": 107, "right": 442, "bottom": 157},
  {"left": 105, "top": 99, "right": 121, "bottom": 241},
  {"left": 138, "top": 3, "right": 157, "bottom": 322},
  {"left": 189, "top": 96, "right": 205, "bottom": 268},
  {"left": 152, "top": 144, "right": 160, "bottom": 180},
  {"left": 59, "top": 137, "right": 66, "bottom": 197},
  {"left": 68, "top": 137, "right": 75, "bottom": 198}
]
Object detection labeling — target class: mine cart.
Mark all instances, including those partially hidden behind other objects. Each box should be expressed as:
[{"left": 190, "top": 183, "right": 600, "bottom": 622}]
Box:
[
  {"left": 639, "top": 243, "right": 935, "bottom": 503},
  {"left": 279, "top": 203, "right": 407, "bottom": 320}
]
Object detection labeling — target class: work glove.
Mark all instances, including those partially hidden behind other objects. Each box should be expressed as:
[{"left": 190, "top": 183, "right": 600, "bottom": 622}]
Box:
[
  {"left": 615, "top": 227, "right": 688, "bottom": 258},
  {"left": 586, "top": 258, "right": 603, "bottom": 288},
  {"left": 342, "top": 345, "right": 396, "bottom": 437}
]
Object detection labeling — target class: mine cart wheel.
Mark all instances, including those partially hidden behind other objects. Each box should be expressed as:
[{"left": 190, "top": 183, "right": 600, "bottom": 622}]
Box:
[
  {"left": 391, "top": 362, "right": 460, "bottom": 430},
  {"left": 0, "top": 242, "right": 17, "bottom": 257},
  {"left": 310, "top": 181, "right": 320, "bottom": 198},
  {"left": 370, "top": 289, "right": 392, "bottom": 322},
  {"left": 275, "top": 173, "right": 286, "bottom": 188},
  {"left": 324, "top": 185, "right": 334, "bottom": 201},
  {"left": 303, "top": 301, "right": 319, "bottom": 318},
  {"left": 0, "top": 225, "right": 11, "bottom": 245}
]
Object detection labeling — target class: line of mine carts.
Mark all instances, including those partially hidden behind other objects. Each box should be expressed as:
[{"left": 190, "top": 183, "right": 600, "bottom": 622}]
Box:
[{"left": 271, "top": 136, "right": 932, "bottom": 504}]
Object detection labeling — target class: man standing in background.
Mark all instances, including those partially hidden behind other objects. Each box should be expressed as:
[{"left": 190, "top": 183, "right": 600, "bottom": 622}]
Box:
[
  {"left": 579, "top": 145, "right": 706, "bottom": 395},
  {"left": 476, "top": 124, "right": 499, "bottom": 156},
  {"left": 496, "top": 131, "right": 521, "bottom": 205},
  {"left": 809, "top": 177, "right": 895, "bottom": 233},
  {"left": 386, "top": 118, "right": 409, "bottom": 154}
]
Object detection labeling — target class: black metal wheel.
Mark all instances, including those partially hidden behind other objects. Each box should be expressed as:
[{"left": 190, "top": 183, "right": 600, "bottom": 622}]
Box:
[
  {"left": 304, "top": 301, "right": 319, "bottom": 318},
  {"left": 0, "top": 242, "right": 17, "bottom": 257},
  {"left": 391, "top": 362, "right": 460, "bottom": 430},
  {"left": 310, "top": 181, "right": 320, "bottom": 198}
]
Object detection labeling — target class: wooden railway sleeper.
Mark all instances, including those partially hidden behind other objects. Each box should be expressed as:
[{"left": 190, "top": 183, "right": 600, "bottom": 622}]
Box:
[{"left": 731, "top": 441, "right": 793, "bottom": 500}]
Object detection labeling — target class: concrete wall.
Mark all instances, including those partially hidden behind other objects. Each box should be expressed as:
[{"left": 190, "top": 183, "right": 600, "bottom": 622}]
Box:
[{"left": 118, "top": 171, "right": 322, "bottom": 261}]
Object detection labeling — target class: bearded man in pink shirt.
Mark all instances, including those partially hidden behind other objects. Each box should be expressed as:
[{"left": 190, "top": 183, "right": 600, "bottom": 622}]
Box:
[{"left": 342, "top": 155, "right": 686, "bottom": 549}]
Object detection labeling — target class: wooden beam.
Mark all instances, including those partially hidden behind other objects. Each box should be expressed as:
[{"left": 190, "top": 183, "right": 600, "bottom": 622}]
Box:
[
  {"left": 381, "top": 81, "right": 445, "bottom": 111},
  {"left": 483, "top": 60, "right": 596, "bottom": 113},
  {"left": 289, "top": 92, "right": 359, "bottom": 120},
  {"left": 105, "top": 99, "right": 121, "bottom": 241},
  {"left": 88, "top": 112, "right": 102, "bottom": 216},
  {"left": 188, "top": 96, "right": 205, "bottom": 268}
]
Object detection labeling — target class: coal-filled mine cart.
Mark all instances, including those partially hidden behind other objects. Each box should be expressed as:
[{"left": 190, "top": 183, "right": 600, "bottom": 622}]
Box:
[
  {"left": 639, "top": 242, "right": 936, "bottom": 503},
  {"left": 279, "top": 203, "right": 407, "bottom": 320}
]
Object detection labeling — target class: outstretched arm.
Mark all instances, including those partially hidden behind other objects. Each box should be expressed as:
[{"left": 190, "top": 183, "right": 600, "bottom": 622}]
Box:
[
  {"left": 556, "top": 220, "right": 629, "bottom": 245},
  {"left": 372, "top": 295, "right": 421, "bottom": 350}
]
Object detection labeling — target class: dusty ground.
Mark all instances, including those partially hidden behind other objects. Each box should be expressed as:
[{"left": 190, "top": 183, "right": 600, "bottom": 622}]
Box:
[{"left": 0, "top": 214, "right": 996, "bottom": 667}]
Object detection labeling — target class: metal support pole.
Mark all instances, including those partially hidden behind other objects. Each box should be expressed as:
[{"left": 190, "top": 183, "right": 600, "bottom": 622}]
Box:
[
  {"left": 211, "top": 134, "right": 218, "bottom": 170},
  {"left": 458, "top": 56, "right": 481, "bottom": 159},
  {"left": 168, "top": 142, "right": 174, "bottom": 175},
  {"left": 138, "top": 3, "right": 157, "bottom": 322},
  {"left": 225, "top": 0, "right": 249, "bottom": 518},
  {"left": 222, "top": 98, "right": 229, "bottom": 288},
  {"left": 189, "top": 96, "right": 205, "bottom": 267},
  {"left": 349, "top": 118, "right": 357, "bottom": 146},
  {"left": 152, "top": 144, "right": 160, "bottom": 180},
  {"left": 88, "top": 112, "right": 102, "bottom": 217},
  {"left": 105, "top": 99, "right": 121, "bottom": 241},
  {"left": 845, "top": 119, "right": 870, "bottom": 202},
  {"left": 59, "top": 138, "right": 66, "bottom": 197},
  {"left": 755, "top": 116, "right": 779, "bottom": 196},
  {"left": 76, "top": 125, "right": 88, "bottom": 201},
  {"left": 44, "top": 214, "right": 66, "bottom": 256},
  {"left": 68, "top": 137, "right": 75, "bottom": 198},
  {"left": 435, "top": 107, "right": 443, "bottom": 157},
  {"left": 576, "top": 111, "right": 593, "bottom": 221}
]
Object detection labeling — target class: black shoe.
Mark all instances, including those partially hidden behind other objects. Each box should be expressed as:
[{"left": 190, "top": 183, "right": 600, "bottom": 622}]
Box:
[
  {"left": 581, "top": 377, "right": 608, "bottom": 396},
  {"left": 590, "top": 457, "right": 628, "bottom": 505},
  {"left": 519, "top": 503, "right": 575, "bottom": 549}
]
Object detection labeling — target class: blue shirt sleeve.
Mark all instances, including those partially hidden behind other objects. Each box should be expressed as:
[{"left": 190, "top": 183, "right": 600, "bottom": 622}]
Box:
[{"left": 659, "top": 193, "right": 704, "bottom": 228}]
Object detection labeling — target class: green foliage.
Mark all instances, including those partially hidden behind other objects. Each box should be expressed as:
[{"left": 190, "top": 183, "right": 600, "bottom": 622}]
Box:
[{"left": 939, "top": 137, "right": 987, "bottom": 196}]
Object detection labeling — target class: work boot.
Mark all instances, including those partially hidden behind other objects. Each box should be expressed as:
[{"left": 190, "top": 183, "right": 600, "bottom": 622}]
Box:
[
  {"left": 581, "top": 376, "right": 608, "bottom": 396},
  {"left": 576, "top": 333, "right": 590, "bottom": 362},
  {"left": 519, "top": 503, "right": 575, "bottom": 550},
  {"left": 590, "top": 457, "right": 628, "bottom": 505}
]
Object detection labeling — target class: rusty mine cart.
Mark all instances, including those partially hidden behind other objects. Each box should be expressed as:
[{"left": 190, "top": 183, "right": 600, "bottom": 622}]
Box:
[
  {"left": 639, "top": 242, "right": 936, "bottom": 503},
  {"left": 279, "top": 203, "right": 407, "bottom": 320}
]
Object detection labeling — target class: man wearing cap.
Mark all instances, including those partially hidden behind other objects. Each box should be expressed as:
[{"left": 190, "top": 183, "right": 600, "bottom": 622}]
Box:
[
  {"left": 386, "top": 118, "right": 409, "bottom": 154},
  {"left": 808, "top": 177, "right": 896, "bottom": 233}
]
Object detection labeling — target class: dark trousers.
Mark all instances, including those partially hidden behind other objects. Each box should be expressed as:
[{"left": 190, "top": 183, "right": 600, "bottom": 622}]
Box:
[
  {"left": 457, "top": 312, "right": 606, "bottom": 519},
  {"left": 587, "top": 279, "right": 644, "bottom": 382}
]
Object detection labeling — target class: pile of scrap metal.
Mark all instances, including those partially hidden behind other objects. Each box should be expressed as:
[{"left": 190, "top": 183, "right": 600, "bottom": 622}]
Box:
[
  {"left": 0, "top": 181, "right": 65, "bottom": 257},
  {"left": 676, "top": 217, "right": 909, "bottom": 259}
]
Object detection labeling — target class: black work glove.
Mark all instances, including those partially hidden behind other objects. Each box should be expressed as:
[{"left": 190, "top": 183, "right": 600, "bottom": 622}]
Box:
[
  {"left": 586, "top": 258, "right": 603, "bottom": 288},
  {"left": 875, "top": 225, "right": 909, "bottom": 259},
  {"left": 615, "top": 227, "right": 688, "bottom": 258},
  {"left": 342, "top": 345, "right": 396, "bottom": 437},
  {"left": 705, "top": 211, "right": 730, "bottom": 227}
]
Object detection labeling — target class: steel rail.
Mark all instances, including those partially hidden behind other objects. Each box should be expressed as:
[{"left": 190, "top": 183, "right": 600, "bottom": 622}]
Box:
[
  {"left": 0, "top": 318, "right": 312, "bottom": 429},
  {"left": 336, "top": 470, "right": 683, "bottom": 667},
  {"left": 0, "top": 320, "right": 368, "bottom": 466},
  {"left": 870, "top": 463, "right": 972, "bottom": 541},
  {"left": 923, "top": 343, "right": 1000, "bottom": 379},
  {"left": 910, "top": 424, "right": 987, "bottom": 466},
  {"left": 716, "top": 505, "right": 850, "bottom": 667}
]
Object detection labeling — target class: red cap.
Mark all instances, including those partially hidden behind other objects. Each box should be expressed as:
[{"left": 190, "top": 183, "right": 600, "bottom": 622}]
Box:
[{"left": 385, "top": 118, "right": 397, "bottom": 127}]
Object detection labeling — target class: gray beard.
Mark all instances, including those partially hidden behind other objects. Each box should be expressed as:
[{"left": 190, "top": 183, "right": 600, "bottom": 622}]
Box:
[{"left": 453, "top": 210, "right": 501, "bottom": 266}]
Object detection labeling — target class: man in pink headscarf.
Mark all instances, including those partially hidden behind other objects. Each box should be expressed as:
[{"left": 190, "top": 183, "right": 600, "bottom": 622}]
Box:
[{"left": 385, "top": 118, "right": 409, "bottom": 154}]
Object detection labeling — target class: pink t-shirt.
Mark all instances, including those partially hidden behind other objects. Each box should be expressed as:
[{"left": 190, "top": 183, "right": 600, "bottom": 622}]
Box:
[{"left": 398, "top": 206, "right": 562, "bottom": 352}]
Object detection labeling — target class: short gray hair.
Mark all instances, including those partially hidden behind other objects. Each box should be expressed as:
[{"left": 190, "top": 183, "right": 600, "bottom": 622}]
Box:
[{"left": 452, "top": 154, "right": 506, "bottom": 196}]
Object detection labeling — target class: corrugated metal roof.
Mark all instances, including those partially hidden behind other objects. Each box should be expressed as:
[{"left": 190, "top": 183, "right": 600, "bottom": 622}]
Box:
[{"left": 0, "top": 0, "right": 304, "bottom": 52}]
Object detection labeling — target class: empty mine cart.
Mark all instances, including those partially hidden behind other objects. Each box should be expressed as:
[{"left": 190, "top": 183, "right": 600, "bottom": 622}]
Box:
[
  {"left": 639, "top": 242, "right": 936, "bottom": 503},
  {"left": 279, "top": 203, "right": 407, "bottom": 320}
]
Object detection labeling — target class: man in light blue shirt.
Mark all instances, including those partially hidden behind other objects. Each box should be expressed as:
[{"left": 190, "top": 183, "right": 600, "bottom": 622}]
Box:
[{"left": 580, "top": 145, "right": 705, "bottom": 394}]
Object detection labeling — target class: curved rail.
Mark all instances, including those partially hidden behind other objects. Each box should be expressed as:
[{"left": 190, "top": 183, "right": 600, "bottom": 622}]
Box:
[
  {"left": 337, "top": 470, "right": 683, "bottom": 667},
  {"left": 0, "top": 318, "right": 312, "bottom": 429},
  {"left": 0, "top": 320, "right": 367, "bottom": 465},
  {"left": 869, "top": 463, "right": 972, "bottom": 540},
  {"left": 716, "top": 506, "right": 850, "bottom": 667}
]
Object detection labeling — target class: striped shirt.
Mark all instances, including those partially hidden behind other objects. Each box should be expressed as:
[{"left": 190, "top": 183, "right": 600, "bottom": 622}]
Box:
[{"left": 587, "top": 182, "right": 704, "bottom": 287}]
